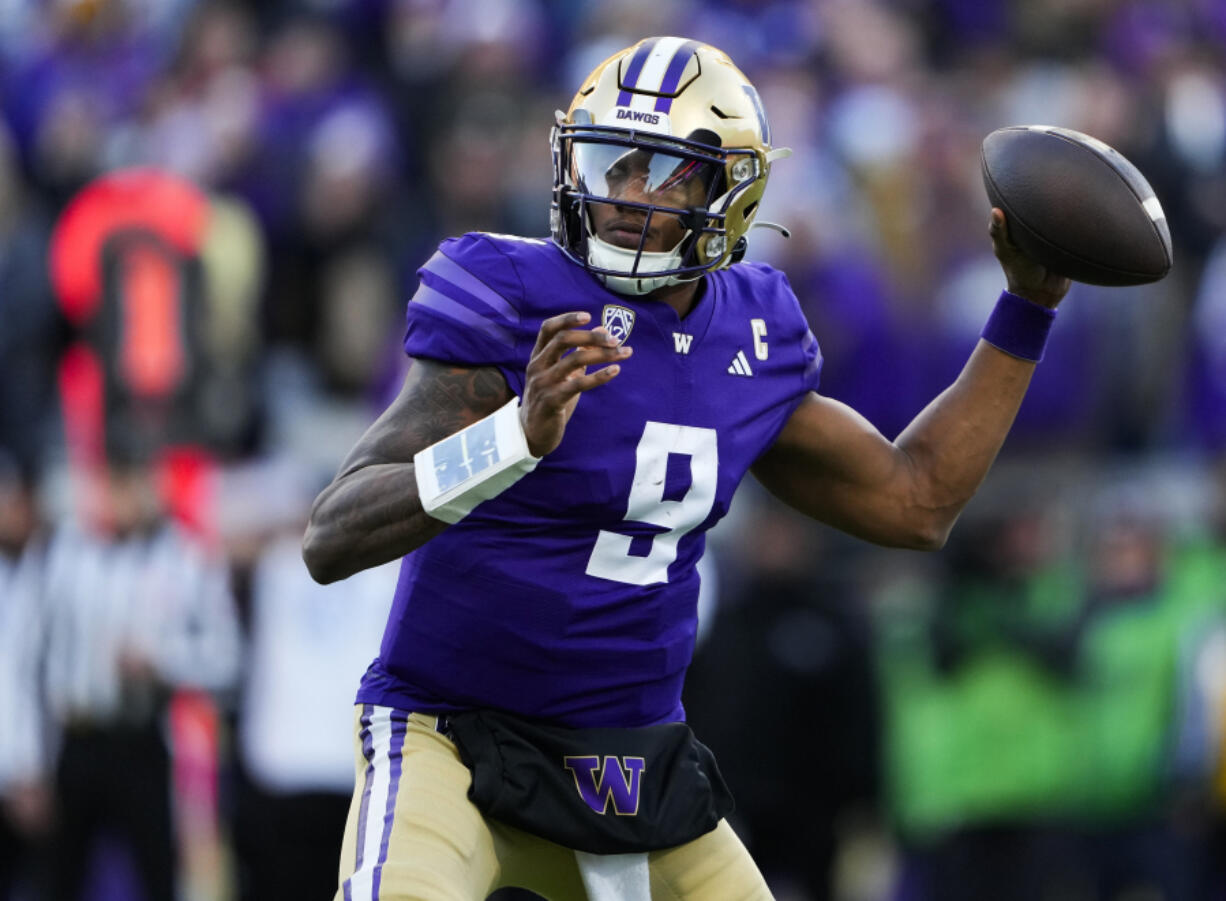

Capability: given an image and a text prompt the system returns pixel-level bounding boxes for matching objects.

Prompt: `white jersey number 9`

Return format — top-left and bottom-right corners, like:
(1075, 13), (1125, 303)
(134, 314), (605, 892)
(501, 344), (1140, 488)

(585, 422), (719, 586)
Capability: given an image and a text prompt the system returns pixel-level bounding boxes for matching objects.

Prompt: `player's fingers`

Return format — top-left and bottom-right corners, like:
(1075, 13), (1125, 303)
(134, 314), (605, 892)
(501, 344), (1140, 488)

(533, 324), (620, 371)
(989, 209), (1026, 268)
(532, 345), (630, 402)
(548, 363), (623, 399)
(530, 311), (592, 359)
(553, 343), (633, 379)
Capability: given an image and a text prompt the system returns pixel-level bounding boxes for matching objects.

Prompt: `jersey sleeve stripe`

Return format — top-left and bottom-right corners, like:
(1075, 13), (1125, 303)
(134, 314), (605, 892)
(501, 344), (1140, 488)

(410, 284), (518, 349)
(801, 330), (823, 386)
(422, 250), (521, 324)
(418, 271), (520, 329)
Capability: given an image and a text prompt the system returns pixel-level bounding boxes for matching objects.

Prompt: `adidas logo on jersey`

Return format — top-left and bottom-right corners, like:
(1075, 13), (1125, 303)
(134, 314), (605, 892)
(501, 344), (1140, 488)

(727, 350), (754, 376)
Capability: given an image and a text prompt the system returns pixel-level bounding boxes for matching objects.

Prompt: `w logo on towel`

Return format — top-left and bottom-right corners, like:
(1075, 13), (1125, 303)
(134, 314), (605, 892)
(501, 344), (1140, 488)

(563, 755), (646, 816)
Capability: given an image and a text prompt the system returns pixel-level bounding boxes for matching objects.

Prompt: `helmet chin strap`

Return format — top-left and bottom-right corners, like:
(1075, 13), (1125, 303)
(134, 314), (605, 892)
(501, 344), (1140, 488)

(587, 234), (689, 295)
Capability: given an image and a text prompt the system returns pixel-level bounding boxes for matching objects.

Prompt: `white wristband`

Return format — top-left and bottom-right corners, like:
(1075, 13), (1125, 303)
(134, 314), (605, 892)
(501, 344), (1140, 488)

(414, 397), (541, 524)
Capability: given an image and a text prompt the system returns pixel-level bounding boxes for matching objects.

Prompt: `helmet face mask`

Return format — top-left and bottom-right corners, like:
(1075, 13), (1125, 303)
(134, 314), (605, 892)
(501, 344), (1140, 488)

(551, 37), (780, 296)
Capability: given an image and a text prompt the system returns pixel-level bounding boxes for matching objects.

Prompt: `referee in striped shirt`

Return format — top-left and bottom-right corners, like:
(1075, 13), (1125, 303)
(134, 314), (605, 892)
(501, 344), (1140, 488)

(14, 452), (242, 901)
(0, 454), (49, 901)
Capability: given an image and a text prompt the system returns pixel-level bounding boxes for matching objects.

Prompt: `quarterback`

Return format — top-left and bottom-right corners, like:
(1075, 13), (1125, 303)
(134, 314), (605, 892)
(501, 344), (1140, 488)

(303, 37), (1069, 901)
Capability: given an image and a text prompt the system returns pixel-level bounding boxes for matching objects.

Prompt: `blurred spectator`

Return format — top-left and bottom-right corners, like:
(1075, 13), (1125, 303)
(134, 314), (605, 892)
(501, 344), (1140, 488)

(874, 487), (1087, 901)
(194, 191), (267, 456)
(1184, 236), (1226, 453)
(1164, 459), (1226, 897)
(687, 502), (879, 901)
(0, 125), (61, 466)
(112, 2), (262, 190)
(0, 453), (50, 901)
(1067, 495), (1198, 901)
(247, 13), (412, 391)
(877, 466), (1226, 901)
(385, 0), (553, 93)
(0, 0), (170, 206)
(22, 452), (241, 901)
(216, 461), (397, 901)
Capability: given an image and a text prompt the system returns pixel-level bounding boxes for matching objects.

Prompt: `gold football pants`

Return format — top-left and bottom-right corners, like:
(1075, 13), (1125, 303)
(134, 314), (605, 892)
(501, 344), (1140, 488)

(334, 706), (774, 901)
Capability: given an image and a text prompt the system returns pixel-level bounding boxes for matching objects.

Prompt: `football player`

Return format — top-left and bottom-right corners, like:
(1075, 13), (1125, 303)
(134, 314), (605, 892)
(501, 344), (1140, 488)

(303, 36), (1069, 901)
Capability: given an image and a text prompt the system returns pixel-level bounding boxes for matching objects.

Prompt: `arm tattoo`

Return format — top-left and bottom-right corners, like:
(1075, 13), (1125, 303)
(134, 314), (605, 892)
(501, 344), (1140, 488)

(344, 362), (511, 474)
(408, 365), (511, 451)
(303, 361), (512, 581)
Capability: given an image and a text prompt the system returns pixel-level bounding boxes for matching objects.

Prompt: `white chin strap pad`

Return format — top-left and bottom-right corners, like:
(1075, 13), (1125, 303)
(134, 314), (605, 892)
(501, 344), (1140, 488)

(587, 234), (684, 295)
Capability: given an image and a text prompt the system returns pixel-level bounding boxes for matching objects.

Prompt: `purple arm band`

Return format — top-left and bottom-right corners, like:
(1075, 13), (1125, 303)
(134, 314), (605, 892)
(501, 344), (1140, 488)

(980, 290), (1057, 362)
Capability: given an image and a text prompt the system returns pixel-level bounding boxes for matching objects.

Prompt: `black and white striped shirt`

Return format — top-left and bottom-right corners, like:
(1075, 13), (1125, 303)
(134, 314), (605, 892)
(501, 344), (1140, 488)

(29, 520), (242, 738)
(0, 541), (47, 790)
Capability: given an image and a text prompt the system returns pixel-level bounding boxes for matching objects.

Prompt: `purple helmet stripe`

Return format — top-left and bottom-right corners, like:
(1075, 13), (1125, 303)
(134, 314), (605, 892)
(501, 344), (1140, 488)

(353, 705), (376, 873)
(653, 41), (700, 113)
(617, 38), (659, 106)
(371, 710), (410, 900)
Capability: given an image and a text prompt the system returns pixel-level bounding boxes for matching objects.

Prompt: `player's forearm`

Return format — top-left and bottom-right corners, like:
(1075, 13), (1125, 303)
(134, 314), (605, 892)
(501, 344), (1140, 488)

(303, 360), (514, 583)
(894, 339), (1037, 544)
(302, 463), (447, 583)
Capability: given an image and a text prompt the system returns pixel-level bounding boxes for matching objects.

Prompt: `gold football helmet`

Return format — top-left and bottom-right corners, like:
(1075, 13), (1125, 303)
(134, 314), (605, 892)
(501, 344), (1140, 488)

(551, 37), (790, 295)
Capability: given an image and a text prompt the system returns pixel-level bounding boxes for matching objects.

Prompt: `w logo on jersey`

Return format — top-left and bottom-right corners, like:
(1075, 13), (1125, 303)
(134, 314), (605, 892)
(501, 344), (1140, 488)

(601, 305), (635, 346)
(563, 755), (646, 815)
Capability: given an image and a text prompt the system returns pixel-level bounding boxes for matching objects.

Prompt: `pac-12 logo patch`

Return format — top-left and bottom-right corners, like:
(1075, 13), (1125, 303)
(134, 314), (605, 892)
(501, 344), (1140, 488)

(601, 304), (635, 346)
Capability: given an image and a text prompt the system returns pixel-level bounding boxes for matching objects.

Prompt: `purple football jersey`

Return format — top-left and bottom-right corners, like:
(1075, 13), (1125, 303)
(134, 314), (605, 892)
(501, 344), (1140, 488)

(355, 234), (822, 727)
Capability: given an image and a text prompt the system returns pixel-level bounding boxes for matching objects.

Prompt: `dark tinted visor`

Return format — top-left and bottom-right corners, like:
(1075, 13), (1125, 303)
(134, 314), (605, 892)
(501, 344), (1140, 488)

(570, 141), (721, 210)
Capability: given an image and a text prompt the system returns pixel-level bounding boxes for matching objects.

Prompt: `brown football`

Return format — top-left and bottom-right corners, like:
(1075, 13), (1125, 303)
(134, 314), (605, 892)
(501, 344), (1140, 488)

(981, 125), (1172, 286)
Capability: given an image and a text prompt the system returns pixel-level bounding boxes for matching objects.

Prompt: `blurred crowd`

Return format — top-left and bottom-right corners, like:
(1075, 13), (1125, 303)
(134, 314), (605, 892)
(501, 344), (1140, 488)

(1, 0), (1226, 899)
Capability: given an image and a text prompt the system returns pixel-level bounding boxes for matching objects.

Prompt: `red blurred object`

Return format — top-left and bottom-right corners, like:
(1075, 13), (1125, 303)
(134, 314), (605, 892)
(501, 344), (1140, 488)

(50, 168), (216, 534)
(118, 241), (186, 397)
(168, 689), (226, 899)
(156, 447), (217, 544)
(56, 342), (106, 472)
(50, 167), (208, 324)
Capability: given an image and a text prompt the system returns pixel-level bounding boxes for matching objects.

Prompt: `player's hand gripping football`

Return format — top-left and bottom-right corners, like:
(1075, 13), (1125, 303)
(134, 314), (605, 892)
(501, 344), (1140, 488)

(989, 208), (1071, 310)
(520, 311), (632, 457)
